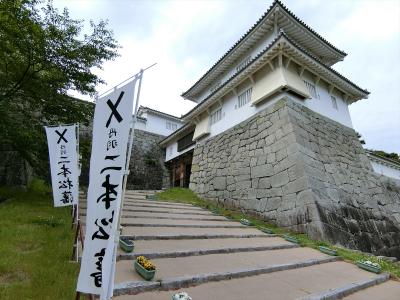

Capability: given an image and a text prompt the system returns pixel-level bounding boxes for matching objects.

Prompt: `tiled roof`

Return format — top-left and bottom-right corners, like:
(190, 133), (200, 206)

(138, 106), (182, 121)
(182, 0), (346, 99)
(182, 31), (368, 120)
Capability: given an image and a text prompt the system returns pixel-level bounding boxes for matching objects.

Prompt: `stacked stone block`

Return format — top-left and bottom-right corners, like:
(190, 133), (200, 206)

(126, 129), (168, 190)
(190, 98), (400, 257)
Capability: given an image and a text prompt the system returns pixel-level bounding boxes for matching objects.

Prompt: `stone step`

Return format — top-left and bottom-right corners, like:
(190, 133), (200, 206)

(122, 202), (205, 210)
(299, 274), (390, 300)
(113, 262), (387, 299)
(114, 249), (340, 296)
(121, 226), (265, 238)
(118, 214), (229, 221)
(79, 208), (215, 216)
(120, 223), (249, 228)
(80, 212), (228, 221)
(125, 190), (159, 194)
(119, 217), (238, 226)
(122, 199), (194, 207)
(122, 233), (273, 241)
(122, 203), (205, 211)
(124, 195), (148, 200)
(342, 280), (400, 300)
(117, 237), (297, 260)
(121, 208), (214, 215)
(80, 210), (227, 220)
(80, 215), (237, 227)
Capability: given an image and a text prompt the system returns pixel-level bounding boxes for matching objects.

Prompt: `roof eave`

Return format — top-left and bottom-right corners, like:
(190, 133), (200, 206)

(182, 34), (368, 121)
(159, 123), (195, 147)
(181, 0), (348, 100)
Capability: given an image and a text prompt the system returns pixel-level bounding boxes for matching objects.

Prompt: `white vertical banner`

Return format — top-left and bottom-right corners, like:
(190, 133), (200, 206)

(77, 78), (137, 295)
(45, 124), (79, 207)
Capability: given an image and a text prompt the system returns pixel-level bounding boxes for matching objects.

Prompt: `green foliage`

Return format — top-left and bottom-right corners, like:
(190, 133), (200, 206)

(27, 177), (51, 194)
(369, 150), (400, 163)
(0, 186), (78, 299)
(157, 188), (400, 279)
(0, 0), (118, 177)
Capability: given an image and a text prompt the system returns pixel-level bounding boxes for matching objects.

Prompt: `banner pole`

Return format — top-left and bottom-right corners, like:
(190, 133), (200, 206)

(118, 70), (143, 233)
(75, 123), (81, 262)
(99, 72), (143, 300)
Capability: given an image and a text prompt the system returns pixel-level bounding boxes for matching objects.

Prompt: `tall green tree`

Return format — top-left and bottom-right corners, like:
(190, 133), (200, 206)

(0, 0), (119, 175)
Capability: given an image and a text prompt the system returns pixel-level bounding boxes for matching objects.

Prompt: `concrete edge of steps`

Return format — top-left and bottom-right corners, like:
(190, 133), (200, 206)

(119, 223), (250, 228)
(112, 209), (214, 216)
(80, 214), (232, 222)
(122, 203), (205, 211)
(82, 223), (249, 228)
(119, 216), (234, 221)
(117, 243), (299, 260)
(121, 233), (275, 240)
(123, 199), (195, 207)
(298, 273), (390, 300)
(113, 256), (341, 296)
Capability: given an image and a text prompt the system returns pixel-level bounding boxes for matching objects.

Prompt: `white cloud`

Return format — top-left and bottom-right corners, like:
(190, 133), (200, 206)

(334, 0), (400, 42)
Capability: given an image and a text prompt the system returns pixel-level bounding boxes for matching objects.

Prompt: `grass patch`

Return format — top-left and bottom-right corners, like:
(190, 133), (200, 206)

(0, 183), (78, 300)
(157, 187), (400, 279)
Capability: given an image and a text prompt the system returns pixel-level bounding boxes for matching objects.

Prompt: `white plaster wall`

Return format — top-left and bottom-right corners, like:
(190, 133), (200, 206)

(165, 142), (195, 162)
(370, 161), (400, 180)
(134, 119), (147, 131)
(195, 30), (276, 103)
(207, 87), (303, 139)
(140, 113), (183, 137)
(205, 70), (353, 139)
(301, 71), (353, 128)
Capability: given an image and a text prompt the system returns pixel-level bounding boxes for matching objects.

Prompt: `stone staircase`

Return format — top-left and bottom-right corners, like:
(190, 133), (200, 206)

(81, 190), (400, 299)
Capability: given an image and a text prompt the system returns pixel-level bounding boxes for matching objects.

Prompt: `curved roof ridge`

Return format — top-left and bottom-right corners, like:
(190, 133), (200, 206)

(182, 0), (347, 99)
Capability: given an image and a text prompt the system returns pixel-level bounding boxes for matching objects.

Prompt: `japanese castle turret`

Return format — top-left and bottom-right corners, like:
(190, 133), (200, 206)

(161, 0), (400, 258)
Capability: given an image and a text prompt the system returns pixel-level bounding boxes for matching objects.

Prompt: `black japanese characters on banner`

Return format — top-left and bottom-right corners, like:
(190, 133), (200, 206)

(77, 79), (137, 296)
(45, 125), (79, 207)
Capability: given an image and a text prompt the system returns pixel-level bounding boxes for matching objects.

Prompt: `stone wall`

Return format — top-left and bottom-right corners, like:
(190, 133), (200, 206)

(0, 151), (33, 186)
(190, 98), (400, 258)
(126, 129), (168, 190)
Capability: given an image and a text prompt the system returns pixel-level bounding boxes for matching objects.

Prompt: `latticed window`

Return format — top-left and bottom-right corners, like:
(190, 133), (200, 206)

(331, 95), (338, 110)
(210, 108), (222, 125)
(237, 87), (252, 108)
(303, 80), (318, 98)
(236, 56), (252, 73)
(177, 131), (195, 152)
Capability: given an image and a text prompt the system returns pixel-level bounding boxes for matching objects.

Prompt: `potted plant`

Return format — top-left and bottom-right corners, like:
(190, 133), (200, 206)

(240, 218), (253, 226)
(283, 234), (299, 244)
(172, 292), (192, 300)
(134, 256), (156, 280)
(357, 260), (381, 274)
(146, 194), (157, 200)
(211, 208), (219, 215)
(119, 237), (134, 253)
(258, 226), (274, 234)
(318, 246), (337, 256)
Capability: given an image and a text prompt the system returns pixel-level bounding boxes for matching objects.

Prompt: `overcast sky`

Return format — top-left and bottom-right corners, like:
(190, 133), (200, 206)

(53, 0), (400, 154)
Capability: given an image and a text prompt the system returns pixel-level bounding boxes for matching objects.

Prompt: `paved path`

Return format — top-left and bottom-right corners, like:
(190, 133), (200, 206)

(81, 190), (400, 299)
